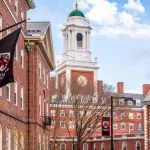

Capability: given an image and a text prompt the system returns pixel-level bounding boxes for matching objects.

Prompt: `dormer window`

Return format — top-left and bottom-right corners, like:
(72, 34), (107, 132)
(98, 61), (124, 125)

(136, 100), (141, 106)
(77, 33), (82, 47)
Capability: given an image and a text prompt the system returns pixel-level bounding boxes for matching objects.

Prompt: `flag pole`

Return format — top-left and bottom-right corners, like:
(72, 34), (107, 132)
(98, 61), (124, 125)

(0, 19), (27, 33)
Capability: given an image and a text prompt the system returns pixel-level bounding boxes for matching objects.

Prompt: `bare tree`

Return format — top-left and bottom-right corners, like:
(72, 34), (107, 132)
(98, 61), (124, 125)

(50, 77), (128, 150)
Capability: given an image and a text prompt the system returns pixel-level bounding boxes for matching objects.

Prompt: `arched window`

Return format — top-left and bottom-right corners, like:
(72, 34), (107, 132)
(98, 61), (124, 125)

(83, 143), (88, 150)
(101, 143), (104, 150)
(60, 143), (66, 150)
(14, 128), (18, 150)
(77, 33), (83, 47)
(136, 141), (141, 150)
(0, 123), (2, 150)
(122, 142), (127, 150)
(6, 125), (11, 150)
(14, 0), (18, 15)
(0, 15), (2, 39)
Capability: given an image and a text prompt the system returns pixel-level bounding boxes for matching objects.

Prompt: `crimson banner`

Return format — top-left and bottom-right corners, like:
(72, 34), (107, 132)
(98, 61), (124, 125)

(102, 117), (110, 136)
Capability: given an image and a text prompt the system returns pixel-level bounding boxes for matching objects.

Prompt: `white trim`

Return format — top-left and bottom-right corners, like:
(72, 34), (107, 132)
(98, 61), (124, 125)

(14, 80), (18, 106)
(6, 84), (10, 101)
(20, 86), (24, 109)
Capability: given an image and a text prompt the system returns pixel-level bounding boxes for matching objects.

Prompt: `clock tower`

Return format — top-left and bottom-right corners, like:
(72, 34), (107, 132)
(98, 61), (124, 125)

(55, 3), (99, 95)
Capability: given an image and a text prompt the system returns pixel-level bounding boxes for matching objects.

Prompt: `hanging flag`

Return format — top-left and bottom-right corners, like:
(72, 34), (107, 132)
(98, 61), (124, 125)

(102, 117), (110, 136)
(0, 27), (21, 87)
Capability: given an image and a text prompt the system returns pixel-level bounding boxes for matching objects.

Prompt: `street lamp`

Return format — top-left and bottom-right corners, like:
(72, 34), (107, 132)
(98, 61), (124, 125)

(110, 96), (132, 150)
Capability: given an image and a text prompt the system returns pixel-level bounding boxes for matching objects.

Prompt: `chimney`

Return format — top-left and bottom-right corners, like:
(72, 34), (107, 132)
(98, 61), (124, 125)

(117, 82), (124, 94)
(98, 80), (103, 92)
(143, 84), (150, 95)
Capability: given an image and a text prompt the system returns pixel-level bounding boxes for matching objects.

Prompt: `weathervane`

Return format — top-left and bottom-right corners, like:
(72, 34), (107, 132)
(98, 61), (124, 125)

(75, 1), (78, 10)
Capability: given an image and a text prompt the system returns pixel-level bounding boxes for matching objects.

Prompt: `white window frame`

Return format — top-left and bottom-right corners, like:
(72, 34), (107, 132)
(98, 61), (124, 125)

(122, 142), (127, 150)
(119, 99), (124, 105)
(121, 113), (126, 119)
(113, 123), (117, 130)
(0, 88), (2, 96)
(46, 74), (48, 88)
(129, 113), (134, 119)
(60, 143), (66, 150)
(14, 80), (17, 106)
(137, 113), (141, 119)
(21, 49), (24, 68)
(51, 110), (56, 116)
(6, 125), (11, 150)
(128, 101), (132, 106)
(69, 121), (75, 129)
(20, 86), (23, 109)
(14, 0), (18, 15)
(136, 141), (141, 150)
(46, 103), (48, 116)
(0, 15), (2, 39)
(39, 95), (41, 115)
(51, 121), (55, 128)
(43, 68), (45, 83)
(121, 123), (126, 130)
(6, 84), (10, 101)
(83, 143), (88, 150)
(136, 100), (141, 106)
(69, 110), (74, 117)
(101, 143), (104, 150)
(39, 61), (41, 78)
(14, 43), (18, 60)
(129, 123), (134, 130)
(21, 9), (24, 21)
(60, 121), (65, 128)
(60, 110), (65, 117)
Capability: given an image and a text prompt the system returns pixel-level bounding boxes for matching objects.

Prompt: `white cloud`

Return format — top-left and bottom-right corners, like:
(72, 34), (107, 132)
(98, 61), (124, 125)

(78, 0), (90, 10)
(65, 8), (71, 13)
(86, 0), (118, 25)
(124, 0), (145, 13)
(56, 23), (63, 29)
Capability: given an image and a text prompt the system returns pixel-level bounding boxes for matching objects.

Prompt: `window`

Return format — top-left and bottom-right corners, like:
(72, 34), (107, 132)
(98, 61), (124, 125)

(136, 100), (141, 106)
(0, 15), (2, 39)
(0, 124), (2, 150)
(46, 74), (48, 88)
(80, 111), (84, 117)
(6, 84), (10, 101)
(14, 128), (18, 150)
(129, 113), (134, 119)
(39, 95), (41, 115)
(21, 9), (24, 21)
(69, 110), (74, 117)
(0, 88), (2, 96)
(101, 143), (104, 150)
(137, 113), (141, 119)
(77, 33), (83, 47)
(6, 24), (10, 35)
(20, 133), (24, 149)
(39, 134), (41, 150)
(121, 113), (126, 119)
(60, 143), (66, 150)
(14, 0), (18, 15)
(60, 121), (65, 128)
(39, 61), (41, 78)
(121, 123), (126, 130)
(83, 143), (88, 150)
(51, 110), (56, 116)
(21, 49), (24, 67)
(113, 112), (117, 118)
(119, 99), (124, 105)
(14, 43), (18, 60)
(46, 103), (48, 116)
(20, 86), (23, 109)
(69, 121), (75, 129)
(6, 125), (11, 150)
(137, 123), (142, 133)
(136, 141), (141, 150)
(128, 101), (132, 106)
(122, 142), (127, 150)
(43, 69), (45, 83)
(94, 143), (96, 150)
(60, 110), (65, 117)
(113, 123), (117, 130)
(51, 121), (55, 128)
(129, 123), (134, 130)
(14, 81), (17, 105)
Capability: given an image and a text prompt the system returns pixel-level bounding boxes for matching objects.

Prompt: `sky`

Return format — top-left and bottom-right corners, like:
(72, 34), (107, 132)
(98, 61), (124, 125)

(28, 0), (150, 94)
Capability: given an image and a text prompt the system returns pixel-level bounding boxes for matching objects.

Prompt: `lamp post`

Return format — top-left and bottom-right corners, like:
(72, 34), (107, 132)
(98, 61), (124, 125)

(110, 96), (131, 150)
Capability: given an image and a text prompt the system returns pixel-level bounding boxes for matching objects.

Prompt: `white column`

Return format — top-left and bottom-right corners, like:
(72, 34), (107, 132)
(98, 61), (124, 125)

(72, 30), (74, 50)
(63, 33), (66, 52)
(68, 31), (70, 50)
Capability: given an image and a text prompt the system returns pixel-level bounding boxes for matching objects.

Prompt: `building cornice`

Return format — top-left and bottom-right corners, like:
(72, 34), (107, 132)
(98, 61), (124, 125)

(23, 0), (35, 10)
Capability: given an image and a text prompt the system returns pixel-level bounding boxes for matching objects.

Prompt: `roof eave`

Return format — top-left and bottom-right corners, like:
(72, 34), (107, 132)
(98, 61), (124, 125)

(24, 0), (36, 10)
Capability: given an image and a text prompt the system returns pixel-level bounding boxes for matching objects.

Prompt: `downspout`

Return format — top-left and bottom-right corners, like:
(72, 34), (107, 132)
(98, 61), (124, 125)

(26, 43), (32, 150)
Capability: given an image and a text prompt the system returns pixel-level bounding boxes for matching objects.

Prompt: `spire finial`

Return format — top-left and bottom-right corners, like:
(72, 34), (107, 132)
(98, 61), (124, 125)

(75, 1), (78, 10)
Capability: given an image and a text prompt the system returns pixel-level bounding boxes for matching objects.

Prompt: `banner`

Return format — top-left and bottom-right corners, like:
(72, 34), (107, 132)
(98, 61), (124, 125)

(0, 27), (21, 87)
(102, 117), (110, 136)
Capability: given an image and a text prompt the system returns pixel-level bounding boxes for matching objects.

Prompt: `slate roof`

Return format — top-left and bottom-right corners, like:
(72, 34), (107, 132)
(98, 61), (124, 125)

(25, 22), (50, 37)
(121, 93), (145, 108)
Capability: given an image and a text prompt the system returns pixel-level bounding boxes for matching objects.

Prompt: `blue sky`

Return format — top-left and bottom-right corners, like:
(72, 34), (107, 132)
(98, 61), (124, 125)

(28, 0), (150, 93)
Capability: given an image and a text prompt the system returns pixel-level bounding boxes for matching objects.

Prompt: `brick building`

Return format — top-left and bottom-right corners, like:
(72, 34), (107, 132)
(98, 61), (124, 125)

(0, 0), (55, 150)
(49, 3), (150, 150)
